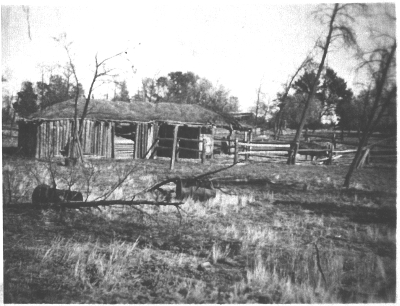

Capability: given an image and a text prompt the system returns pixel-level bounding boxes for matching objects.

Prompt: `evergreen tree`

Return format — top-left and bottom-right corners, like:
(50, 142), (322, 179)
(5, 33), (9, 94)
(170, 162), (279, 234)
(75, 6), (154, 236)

(13, 81), (38, 117)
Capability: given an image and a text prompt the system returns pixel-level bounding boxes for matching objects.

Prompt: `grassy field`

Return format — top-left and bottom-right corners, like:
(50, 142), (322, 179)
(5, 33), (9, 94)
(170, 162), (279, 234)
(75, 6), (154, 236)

(3, 153), (396, 303)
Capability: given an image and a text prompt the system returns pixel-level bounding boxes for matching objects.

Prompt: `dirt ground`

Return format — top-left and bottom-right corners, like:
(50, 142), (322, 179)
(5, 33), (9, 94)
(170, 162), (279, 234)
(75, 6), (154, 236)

(3, 154), (397, 303)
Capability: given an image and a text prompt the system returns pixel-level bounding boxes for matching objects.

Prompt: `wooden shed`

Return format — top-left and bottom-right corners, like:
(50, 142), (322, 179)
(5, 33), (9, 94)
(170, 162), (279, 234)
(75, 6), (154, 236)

(17, 99), (242, 160)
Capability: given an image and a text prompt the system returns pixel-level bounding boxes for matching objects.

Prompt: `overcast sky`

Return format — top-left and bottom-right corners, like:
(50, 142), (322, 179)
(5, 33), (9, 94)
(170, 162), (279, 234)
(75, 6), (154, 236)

(1, 2), (395, 111)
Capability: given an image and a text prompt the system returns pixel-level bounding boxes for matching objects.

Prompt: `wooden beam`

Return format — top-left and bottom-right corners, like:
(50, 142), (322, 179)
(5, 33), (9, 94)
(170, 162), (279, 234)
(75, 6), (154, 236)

(170, 125), (179, 170)
(134, 124), (139, 159)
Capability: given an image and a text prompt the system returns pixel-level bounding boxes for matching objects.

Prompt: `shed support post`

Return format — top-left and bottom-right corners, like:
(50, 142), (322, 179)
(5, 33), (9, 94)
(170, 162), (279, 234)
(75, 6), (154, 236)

(170, 125), (179, 170)
(234, 138), (239, 164)
(201, 138), (206, 164)
(176, 139), (180, 162)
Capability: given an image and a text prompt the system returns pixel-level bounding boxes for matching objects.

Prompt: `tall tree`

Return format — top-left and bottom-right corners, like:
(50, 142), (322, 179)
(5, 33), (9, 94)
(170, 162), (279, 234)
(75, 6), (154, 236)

(288, 3), (360, 164)
(274, 54), (314, 139)
(319, 68), (353, 121)
(13, 81), (38, 118)
(343, 3), (396, 187)
(113, 80), (130, 102)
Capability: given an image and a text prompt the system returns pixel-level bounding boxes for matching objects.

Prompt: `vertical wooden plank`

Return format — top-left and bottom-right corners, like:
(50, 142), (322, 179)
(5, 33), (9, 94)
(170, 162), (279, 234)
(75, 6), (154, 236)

(88, 120), (93, 154)
(59, 120), (64, 150)
(175, 139), (180, 162)
(82, 119), (86, 153)
(111, 122), (115, 158)
(35, 123), (41, 158)
(198, 126), (201, 159)
(99, 121), (104, 156)
(41, 123), (45, 159)
(92, 121), (96, 155)
(55, 121), (60, 156)
(170, 125), (179, 170)
(65, 119), (70, 154)
(211, 126), (215, 159)
(153, 123), (159, 159)
(134, 124), (139, 159)
(104, 122), (108, 158)
(42, 122), (46, 158)
(93, 121), (97, 155)
(50, 121), (55, 156)
(86, 120), (90, 154)
(106, 122), (111, 158)
(142, 124), (146, 158)
(45, 121), (49, 158)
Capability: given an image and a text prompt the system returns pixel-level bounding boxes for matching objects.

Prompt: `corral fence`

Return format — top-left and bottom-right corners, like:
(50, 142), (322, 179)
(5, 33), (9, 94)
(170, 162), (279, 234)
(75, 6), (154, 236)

(230, 129), (396, 166)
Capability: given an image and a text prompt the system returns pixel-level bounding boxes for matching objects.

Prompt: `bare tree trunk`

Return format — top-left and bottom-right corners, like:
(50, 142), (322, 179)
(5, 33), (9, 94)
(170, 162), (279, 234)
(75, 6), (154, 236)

(344, 42), (396, 187)
(274, 55), (312, 140)
(288, 4), (339, 164)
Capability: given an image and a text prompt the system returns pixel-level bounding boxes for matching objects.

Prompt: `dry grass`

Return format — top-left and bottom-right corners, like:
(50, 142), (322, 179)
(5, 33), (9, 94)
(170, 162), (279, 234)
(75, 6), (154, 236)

(3, 155), (396, 303)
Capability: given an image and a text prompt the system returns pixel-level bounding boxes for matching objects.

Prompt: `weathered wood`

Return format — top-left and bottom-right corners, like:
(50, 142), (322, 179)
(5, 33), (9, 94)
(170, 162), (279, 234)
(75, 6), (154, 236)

(35, 123), (40, 158)
(60, 120), (65, 150)
(198, 126), (201, 159)
(111, 122), (115, 158)
(65, 120), (70, 155)
(42, 122), (47, 158)
(100, 121), (104, 156)
(176, 139), (180, 162)
(211, 126), (215, 159)
(134, 124), (139, 159)
(94, 122), (98, 155)
(356, 148), (370, 169)
(201, 138), (206, 164)
(234, 138), (239, 164)
(170, 125), (179, 170)
(90, 120), (94, 154)
(177, 137), (203, 142)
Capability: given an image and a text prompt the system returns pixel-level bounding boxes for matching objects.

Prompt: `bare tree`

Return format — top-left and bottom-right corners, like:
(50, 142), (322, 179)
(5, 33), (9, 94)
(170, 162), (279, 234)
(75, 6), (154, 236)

(288, 3), (362, 164)
(54, 33), (125, 163)
(344, 40), (396, 186)
(274, 54), (314, 139)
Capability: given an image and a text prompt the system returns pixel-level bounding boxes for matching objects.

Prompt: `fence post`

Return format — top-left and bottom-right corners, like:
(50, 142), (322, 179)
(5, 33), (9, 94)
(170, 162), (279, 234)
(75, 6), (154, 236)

(305, 128), (309, 142)
(234, 138), (239, 164)
(170, 125), (179, 170)
(332, 133), (336, 149)
(327, 144), (333, 165)
(245, 131), (249, 161)
(211, 126), (215, 159)
(201, 138), (206, 164)
(176, 138), (180, 162)
(249, 130), (252, 160)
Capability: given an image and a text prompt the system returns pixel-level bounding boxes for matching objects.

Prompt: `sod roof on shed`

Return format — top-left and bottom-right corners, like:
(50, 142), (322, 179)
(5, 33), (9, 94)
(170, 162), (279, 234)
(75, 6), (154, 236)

(27, 99), (239, 127)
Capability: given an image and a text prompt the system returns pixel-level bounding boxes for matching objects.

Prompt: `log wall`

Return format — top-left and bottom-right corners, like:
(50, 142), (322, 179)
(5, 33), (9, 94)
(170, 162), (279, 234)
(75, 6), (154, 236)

(33, 119), (113, 159)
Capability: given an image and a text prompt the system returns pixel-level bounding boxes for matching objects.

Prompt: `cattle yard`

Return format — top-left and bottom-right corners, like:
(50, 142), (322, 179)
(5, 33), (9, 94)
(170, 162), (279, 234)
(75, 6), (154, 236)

(2, 125), (397, 303)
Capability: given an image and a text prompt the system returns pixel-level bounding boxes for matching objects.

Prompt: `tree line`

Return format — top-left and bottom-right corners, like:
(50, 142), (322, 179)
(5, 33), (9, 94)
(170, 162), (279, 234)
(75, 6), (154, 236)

(3, 70), (239, 122)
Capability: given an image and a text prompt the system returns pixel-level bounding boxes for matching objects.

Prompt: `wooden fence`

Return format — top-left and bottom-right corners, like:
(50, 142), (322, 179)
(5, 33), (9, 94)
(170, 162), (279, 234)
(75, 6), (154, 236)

(145, 136), (208, 170)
